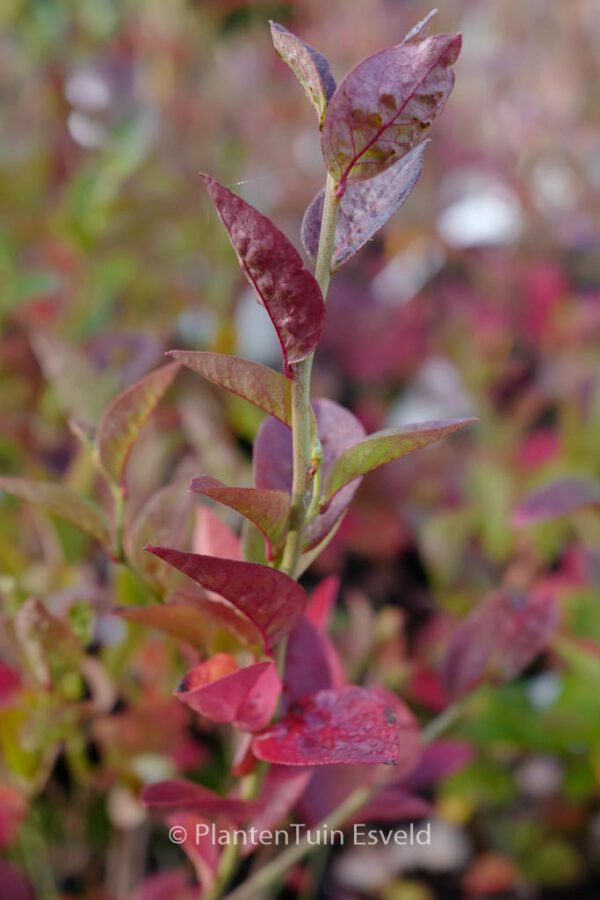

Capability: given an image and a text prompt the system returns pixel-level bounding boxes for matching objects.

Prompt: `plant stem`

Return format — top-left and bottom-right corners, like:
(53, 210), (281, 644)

(279, 173), (340, 579)
(223, 696), (472, 900)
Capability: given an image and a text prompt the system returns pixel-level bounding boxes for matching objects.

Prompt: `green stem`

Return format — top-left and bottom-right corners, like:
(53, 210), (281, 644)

(223, 696), (472, 900)
(279, 173), (340, 579)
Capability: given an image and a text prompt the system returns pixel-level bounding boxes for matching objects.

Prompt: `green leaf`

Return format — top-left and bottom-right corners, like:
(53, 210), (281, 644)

(169, 350), (292, 426)
(190, 475), (290, 560)
(0, 477), (113, 549)
(96, 363), (180, 486)
(322, 418), (475, 508)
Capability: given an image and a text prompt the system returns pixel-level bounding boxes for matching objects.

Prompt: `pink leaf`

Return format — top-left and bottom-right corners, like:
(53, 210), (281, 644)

(193, 506), (241, 560)
(321, 33), (461, 191)
(252, 686), (418, 766)
(270, 22), (336, 125)
(146, 547), (305, 653)
(306, 576), (340, 630)
(513, 476), (600, 527)
(169, 350), (292, 426)
(190, 475), (289, 560)
(302, 143), (427, 271)
(176, 654), (281, 732)
(201, 175), (325, 373)
(97, 362), (180, 486)
(253, 398), (366, 551)
(142, 779), (251, 823)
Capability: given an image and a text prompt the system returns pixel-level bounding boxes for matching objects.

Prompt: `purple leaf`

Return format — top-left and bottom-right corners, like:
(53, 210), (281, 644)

(145, 547), (305, 653)
(270, 21), (336, 125)
(253, 398), (366, 550)
(284, 615), (343, 705)
(355, 786), (431, 823)
(176, 654), (281, 732)
(252, 686), (419, 766)
(513, 476), (600, 527)
(201, 175), (325, 373)
(190, 475), (289, 560)
(321, 33), (461, 191)
(0, 477), (112, 550)
(168, 350), (292, 426)
(142, 779), (251, 823)
(322, 417), (475, 509)
(440, 590), (559, 698)
(96, 363), (180, 486)
(302, 143), (427, 271)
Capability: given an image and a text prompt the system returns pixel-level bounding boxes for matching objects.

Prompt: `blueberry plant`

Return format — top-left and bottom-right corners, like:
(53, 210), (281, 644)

(0, 12), (568, 900)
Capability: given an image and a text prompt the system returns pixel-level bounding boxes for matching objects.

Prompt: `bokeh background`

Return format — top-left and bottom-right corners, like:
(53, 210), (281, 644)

(1, 0), (600, 898)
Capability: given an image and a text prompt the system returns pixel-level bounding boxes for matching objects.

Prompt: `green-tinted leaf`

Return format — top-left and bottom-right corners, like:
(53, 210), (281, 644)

(116, 604), (209, 649)
(96, 362), (180, 485)
(190, 475), (290, 560)
(322, 418), (475, 508)
(127, 482), (194, 590)
(270, 21), (336, 125)
(0, 477), (112, 549)
(169, 350), (292, 426)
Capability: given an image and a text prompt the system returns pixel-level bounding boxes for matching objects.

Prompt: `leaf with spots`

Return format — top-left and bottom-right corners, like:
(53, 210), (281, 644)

(252, 686), (419, 766)
(321, 32), (461, 192)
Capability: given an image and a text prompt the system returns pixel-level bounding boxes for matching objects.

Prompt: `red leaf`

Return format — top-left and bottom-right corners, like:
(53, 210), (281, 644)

(97, 362), (180, 486)
(201, 175), (325, 373)
(146, 547), (305, 653)
(190, 475), (289, 560)
(513, 476), (600, 527)
(321, 33), (461, 191)
(253, 398), (366, 551)
(169, 350), (292, 425)
(142, 779), (251, 823)
(302, 143), (427, 271)
(252, 686), (419, 766)
(176, 654), (281, 732)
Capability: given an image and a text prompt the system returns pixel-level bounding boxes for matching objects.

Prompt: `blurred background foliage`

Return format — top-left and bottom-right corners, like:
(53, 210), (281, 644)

(1, 0), (599, 898)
